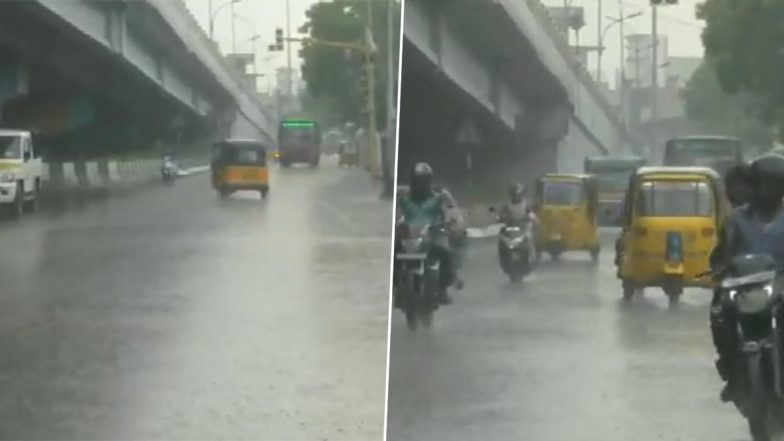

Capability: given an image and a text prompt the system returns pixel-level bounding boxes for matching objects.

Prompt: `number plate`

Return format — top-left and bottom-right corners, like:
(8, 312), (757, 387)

(396, 253), (426, 260)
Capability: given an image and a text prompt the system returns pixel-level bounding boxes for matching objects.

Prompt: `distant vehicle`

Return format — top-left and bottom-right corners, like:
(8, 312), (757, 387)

(584, 156), (645, 225)
(0, 129), (42, 218)
(663, 136), (743, 176)
(211, 139), (270, 200)
(278, 118), (321, 168)
(161, 156), (178, 184)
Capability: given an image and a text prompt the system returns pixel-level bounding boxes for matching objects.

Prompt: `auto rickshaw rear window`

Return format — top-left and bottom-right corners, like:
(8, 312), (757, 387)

(542, 181), (585, 206)
(636, 181), (713, 217)
(215, 145), (266, 165)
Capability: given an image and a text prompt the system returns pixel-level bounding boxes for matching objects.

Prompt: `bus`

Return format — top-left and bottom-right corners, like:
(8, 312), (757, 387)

(663, 136), (743, 177)
(584, 155), (646, 225)
(278, 118), (321, 167)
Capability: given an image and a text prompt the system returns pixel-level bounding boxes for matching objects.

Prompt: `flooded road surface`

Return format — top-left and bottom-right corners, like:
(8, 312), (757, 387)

(0, 157), (391, 440)
(387, 230), (750, 441)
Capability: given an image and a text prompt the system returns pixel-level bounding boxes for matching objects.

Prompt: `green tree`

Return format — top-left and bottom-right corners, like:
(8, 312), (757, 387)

(698, 0), (784, 138)
(299, 0), (400, 130)
(682, 61), (774, 150)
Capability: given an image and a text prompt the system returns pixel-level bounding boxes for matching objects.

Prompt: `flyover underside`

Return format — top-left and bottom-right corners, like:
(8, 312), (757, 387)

(0, 2), (216, 158)
(398, 41), (558, 203)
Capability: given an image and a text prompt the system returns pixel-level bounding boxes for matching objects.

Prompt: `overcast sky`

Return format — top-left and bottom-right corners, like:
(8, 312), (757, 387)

(543, 0), (705, 85)
(184, 0), (704, 91)
(184, 0), (320, 91)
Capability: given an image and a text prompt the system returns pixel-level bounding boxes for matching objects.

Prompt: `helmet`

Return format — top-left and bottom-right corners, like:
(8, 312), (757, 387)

(413, 162), (433, 177)
(508, 183), (524, 203)
(410, 162), (434, 200)
(749, 154), (784, 207)
(723, 163), (752, 207)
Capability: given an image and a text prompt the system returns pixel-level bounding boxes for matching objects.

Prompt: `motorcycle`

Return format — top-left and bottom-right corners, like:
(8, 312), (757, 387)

(162, 157), (178, 184)
(711, 254), (784, 441)
(490, 206), (537, 282)
(394, 217), (444, 331)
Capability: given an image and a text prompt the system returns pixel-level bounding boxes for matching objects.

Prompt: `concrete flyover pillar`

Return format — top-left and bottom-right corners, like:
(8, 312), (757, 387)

(0, 64), (28, 123)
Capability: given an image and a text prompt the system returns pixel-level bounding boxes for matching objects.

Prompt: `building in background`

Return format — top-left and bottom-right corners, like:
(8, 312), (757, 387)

(666, 56), (701, 89)
(625, 33), (668, 89)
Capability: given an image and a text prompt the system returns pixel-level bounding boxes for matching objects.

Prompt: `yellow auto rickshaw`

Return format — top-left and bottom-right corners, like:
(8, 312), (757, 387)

(211, 139), (269, 200)
(533, 173), (601, 262)
(616, 166), (729, 305)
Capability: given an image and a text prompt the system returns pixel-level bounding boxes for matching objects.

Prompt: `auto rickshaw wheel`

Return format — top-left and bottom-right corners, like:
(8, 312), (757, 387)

(622, 279), (636, 301)
(218, 188), (232, 199)
(590, 248), (600, 263)
(666, 288), (683, 307)
(260, 187), (269, 200)
(549, 250), (562, 262)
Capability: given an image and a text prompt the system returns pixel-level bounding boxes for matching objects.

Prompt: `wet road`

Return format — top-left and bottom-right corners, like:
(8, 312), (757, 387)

(387, 230), (751, 441)
(0, 157), (390, 440)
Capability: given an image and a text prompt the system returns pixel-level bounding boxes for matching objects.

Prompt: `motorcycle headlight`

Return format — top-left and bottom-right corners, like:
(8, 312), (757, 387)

(0, 172), (16, 183)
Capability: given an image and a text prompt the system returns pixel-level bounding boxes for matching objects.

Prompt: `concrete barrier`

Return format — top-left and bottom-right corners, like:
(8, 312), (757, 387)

(40, 158), (209, 196)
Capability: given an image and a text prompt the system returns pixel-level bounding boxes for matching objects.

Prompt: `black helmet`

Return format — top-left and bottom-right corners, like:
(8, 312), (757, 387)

(410, 162), (433, 200)
(749, 154), (784, 207)
(724, 162), (752, 207)
(509, 183), (524, 203)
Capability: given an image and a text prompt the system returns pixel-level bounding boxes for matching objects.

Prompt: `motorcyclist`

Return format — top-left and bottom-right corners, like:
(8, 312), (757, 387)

(499, 183), (531, 225)
(396, 162), (461, 305)
(709, 154), (784, 402)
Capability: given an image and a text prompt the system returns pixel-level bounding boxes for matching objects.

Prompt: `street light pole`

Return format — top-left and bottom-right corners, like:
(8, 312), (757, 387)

(208, 0), (213, 40)
(230, 0), (236, 53)
(381, 0), (396, 198)
(208, 0), (240, 43)
(597, 11), (641, 86)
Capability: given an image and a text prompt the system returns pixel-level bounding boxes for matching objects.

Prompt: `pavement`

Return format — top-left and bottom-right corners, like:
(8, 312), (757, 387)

(0, 156), (391, 440)
(387, 228), (752, 441)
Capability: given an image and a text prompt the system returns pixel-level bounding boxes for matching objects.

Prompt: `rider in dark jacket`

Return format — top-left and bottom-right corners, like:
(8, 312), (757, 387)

(710, 156), (784, 402)
(397, 163), (461, 304)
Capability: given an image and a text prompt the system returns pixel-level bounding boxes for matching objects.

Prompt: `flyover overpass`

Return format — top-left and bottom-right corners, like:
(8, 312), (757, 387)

(0, 0), (274, 159)
(398, 0), (628, 197)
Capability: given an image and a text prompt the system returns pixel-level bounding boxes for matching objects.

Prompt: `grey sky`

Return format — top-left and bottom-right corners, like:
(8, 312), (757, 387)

(543, 0), (705, 85)
(184, 0), (320, 91)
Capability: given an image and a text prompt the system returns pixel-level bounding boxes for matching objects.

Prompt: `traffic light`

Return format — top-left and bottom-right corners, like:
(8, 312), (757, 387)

(650, 0), (677, 4)
(274, 28), (284, 51)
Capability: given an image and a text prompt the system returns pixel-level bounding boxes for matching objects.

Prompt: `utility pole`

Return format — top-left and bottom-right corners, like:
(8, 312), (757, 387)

(619, 0), (626, 128)
(651, 4), (659, 122)
(230, 0), (236, 53)
(286, 0), (293, 113)
(596, 0), (603, 82)
(365, 0), (380, 179)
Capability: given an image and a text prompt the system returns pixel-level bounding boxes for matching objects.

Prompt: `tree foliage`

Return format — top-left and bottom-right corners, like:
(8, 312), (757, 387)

(682, 62), (774, 149)
(299, 0), (401, 130)
(698, 0), (784, 138)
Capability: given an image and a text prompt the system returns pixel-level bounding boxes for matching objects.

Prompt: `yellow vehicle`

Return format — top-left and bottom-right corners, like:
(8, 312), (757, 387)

(211, 139), (269, 200)
(533, 173), (601, 262)
(616, 166), (729, 305)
